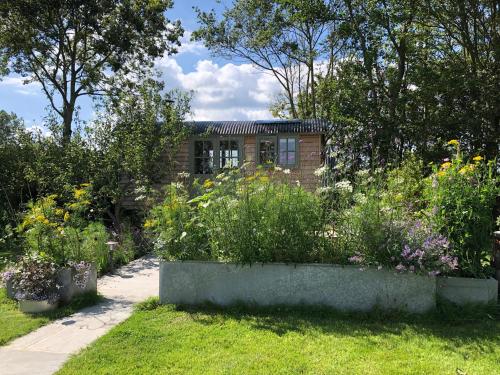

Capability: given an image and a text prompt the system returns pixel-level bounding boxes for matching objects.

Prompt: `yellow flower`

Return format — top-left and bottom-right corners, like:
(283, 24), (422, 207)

(447, 139), (459, 146)
(43, 218), (50, 225)
(74, 188), (86, 199)
(259, 176), (270, 183)
(143, 219), (156, 228)
(440, 162), (452, 170)
(202, 179), (214, 189)
(55, 208), (64, 216)
(64, 212), (70, 222)
(35, 214), (45, 222)
(472, 155), (483, 162)
(437, 171), (446, 177)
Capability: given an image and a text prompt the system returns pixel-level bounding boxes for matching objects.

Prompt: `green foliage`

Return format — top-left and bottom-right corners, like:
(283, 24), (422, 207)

(148, 168), (332, 263)
(423, 144), (498, 278)
(196, 0), (500, 164)
(0, 0), (183, 141)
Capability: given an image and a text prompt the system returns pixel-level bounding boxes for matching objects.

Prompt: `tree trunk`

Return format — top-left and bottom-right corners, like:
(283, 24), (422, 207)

(62, 104), (74, 145)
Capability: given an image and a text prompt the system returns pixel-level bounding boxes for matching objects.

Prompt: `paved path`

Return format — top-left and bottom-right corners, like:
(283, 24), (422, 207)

(0, 256), (159, 375)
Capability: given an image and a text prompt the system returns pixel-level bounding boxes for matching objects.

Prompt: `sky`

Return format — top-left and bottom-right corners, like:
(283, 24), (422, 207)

(0, 0), (282, 130)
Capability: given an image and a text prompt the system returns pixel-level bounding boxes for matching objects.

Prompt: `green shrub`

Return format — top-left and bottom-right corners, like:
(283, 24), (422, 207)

(80, 222), (110, 273)
(147, 168), (332, 263)
(423, 142), (498, 278)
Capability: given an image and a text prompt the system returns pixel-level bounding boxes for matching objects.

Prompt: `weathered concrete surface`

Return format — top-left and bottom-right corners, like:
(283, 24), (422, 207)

(437, 276), (498, 305)
(0, 255), (159, 375)
(160, 261), (436, 313)
(57, 264), (98, 303)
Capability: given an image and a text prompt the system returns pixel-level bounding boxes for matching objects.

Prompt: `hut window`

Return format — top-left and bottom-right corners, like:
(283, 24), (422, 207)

(194, 140), (214, 174)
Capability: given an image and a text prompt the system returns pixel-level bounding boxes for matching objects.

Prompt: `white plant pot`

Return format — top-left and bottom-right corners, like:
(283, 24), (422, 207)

(19, 299), (58, 314)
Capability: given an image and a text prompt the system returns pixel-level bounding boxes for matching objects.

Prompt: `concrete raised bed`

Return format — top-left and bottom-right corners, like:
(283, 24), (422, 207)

(57, 264), (98, 303)
(436, 276), (498, 305)
(19, 299), (58, 314)
(160, 261), (436, 313)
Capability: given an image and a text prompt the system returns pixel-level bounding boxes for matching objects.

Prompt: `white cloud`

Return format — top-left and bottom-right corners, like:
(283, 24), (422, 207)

(0, 76), (41, 96)
(156, 57), (282, 121)
(177, 31), (207, 56)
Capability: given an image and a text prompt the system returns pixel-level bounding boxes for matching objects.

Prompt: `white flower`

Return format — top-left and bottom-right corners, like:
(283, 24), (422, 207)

(180, 231), (187, 240)
(283, 169), (291, 174)
(177, 172), (190, 179)
(355, 169), (370, 178)
(353, 192), (367, 204)
(295, 180), (301, 187)
(314, 165), (328, 177)
(335, 180), (353, 193)
(316, 186), (333, 194)
(274, 166), (283, 172)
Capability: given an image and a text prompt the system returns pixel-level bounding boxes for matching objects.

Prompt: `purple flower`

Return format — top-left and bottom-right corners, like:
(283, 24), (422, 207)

(395, 264), (406, 272)
(349, 253), (364, 264)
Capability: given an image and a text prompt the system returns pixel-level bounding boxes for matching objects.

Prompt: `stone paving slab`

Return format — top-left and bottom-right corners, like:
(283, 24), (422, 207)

(0, 255), (159, 375)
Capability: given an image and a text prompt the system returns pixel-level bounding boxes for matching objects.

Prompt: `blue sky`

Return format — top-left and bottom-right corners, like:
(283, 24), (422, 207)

(0, 0), (281, 130)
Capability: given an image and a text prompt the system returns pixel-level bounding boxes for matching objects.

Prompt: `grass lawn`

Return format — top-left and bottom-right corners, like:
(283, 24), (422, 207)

(0, 288), (102, 345)
(57, 300), (500, 375)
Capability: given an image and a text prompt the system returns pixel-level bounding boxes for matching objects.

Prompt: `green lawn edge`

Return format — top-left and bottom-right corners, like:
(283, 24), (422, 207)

(0, 288), (103, 346)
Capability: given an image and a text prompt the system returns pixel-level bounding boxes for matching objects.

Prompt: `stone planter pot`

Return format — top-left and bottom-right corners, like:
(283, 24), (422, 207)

(57, 263), (98, 303)
(5, 278), (16, 299)
(160, 261), (436, 313)
(436, 276), (498, 305)
(19, 299), (58, 314)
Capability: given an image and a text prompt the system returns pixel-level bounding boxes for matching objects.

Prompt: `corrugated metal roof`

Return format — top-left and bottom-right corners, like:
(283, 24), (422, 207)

(185, 119), (331, 135)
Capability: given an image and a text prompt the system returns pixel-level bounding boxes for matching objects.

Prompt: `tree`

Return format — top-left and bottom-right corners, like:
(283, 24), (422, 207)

(87, 79), (191, 233)
(193, 0), (342, 118)
(0, 0), (183, 144)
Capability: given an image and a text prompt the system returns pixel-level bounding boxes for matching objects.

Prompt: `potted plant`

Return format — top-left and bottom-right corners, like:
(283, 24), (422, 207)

(10, 253), (61, 313)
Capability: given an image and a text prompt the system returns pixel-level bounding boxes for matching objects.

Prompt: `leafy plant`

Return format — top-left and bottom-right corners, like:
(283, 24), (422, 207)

(147, 168), (332, 264)
(423, 142), (498, 278)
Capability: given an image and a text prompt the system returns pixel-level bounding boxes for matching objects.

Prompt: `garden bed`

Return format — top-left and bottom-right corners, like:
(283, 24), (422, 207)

(160, 261), (498, 312)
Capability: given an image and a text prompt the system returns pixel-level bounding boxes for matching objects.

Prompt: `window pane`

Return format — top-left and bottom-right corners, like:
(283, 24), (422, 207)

(287, 151), (296, 165)
(288, 138), (296, 151)
(279, 138), (287, 151)
(195, 140), (214, 174)
(259, 139), (276, 164)
(203, 141), (213, 157)
(220, 139), (240, 168)
(279, 151), (287, 165)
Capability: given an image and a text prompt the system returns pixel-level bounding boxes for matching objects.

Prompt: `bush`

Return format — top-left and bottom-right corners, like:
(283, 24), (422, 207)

(17, 185), (115, 274)
(423, 142), (498, 278)
(147, 168), (332, 263)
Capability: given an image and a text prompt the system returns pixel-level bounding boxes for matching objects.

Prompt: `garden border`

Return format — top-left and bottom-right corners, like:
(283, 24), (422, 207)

(160, 261), (498, 313)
